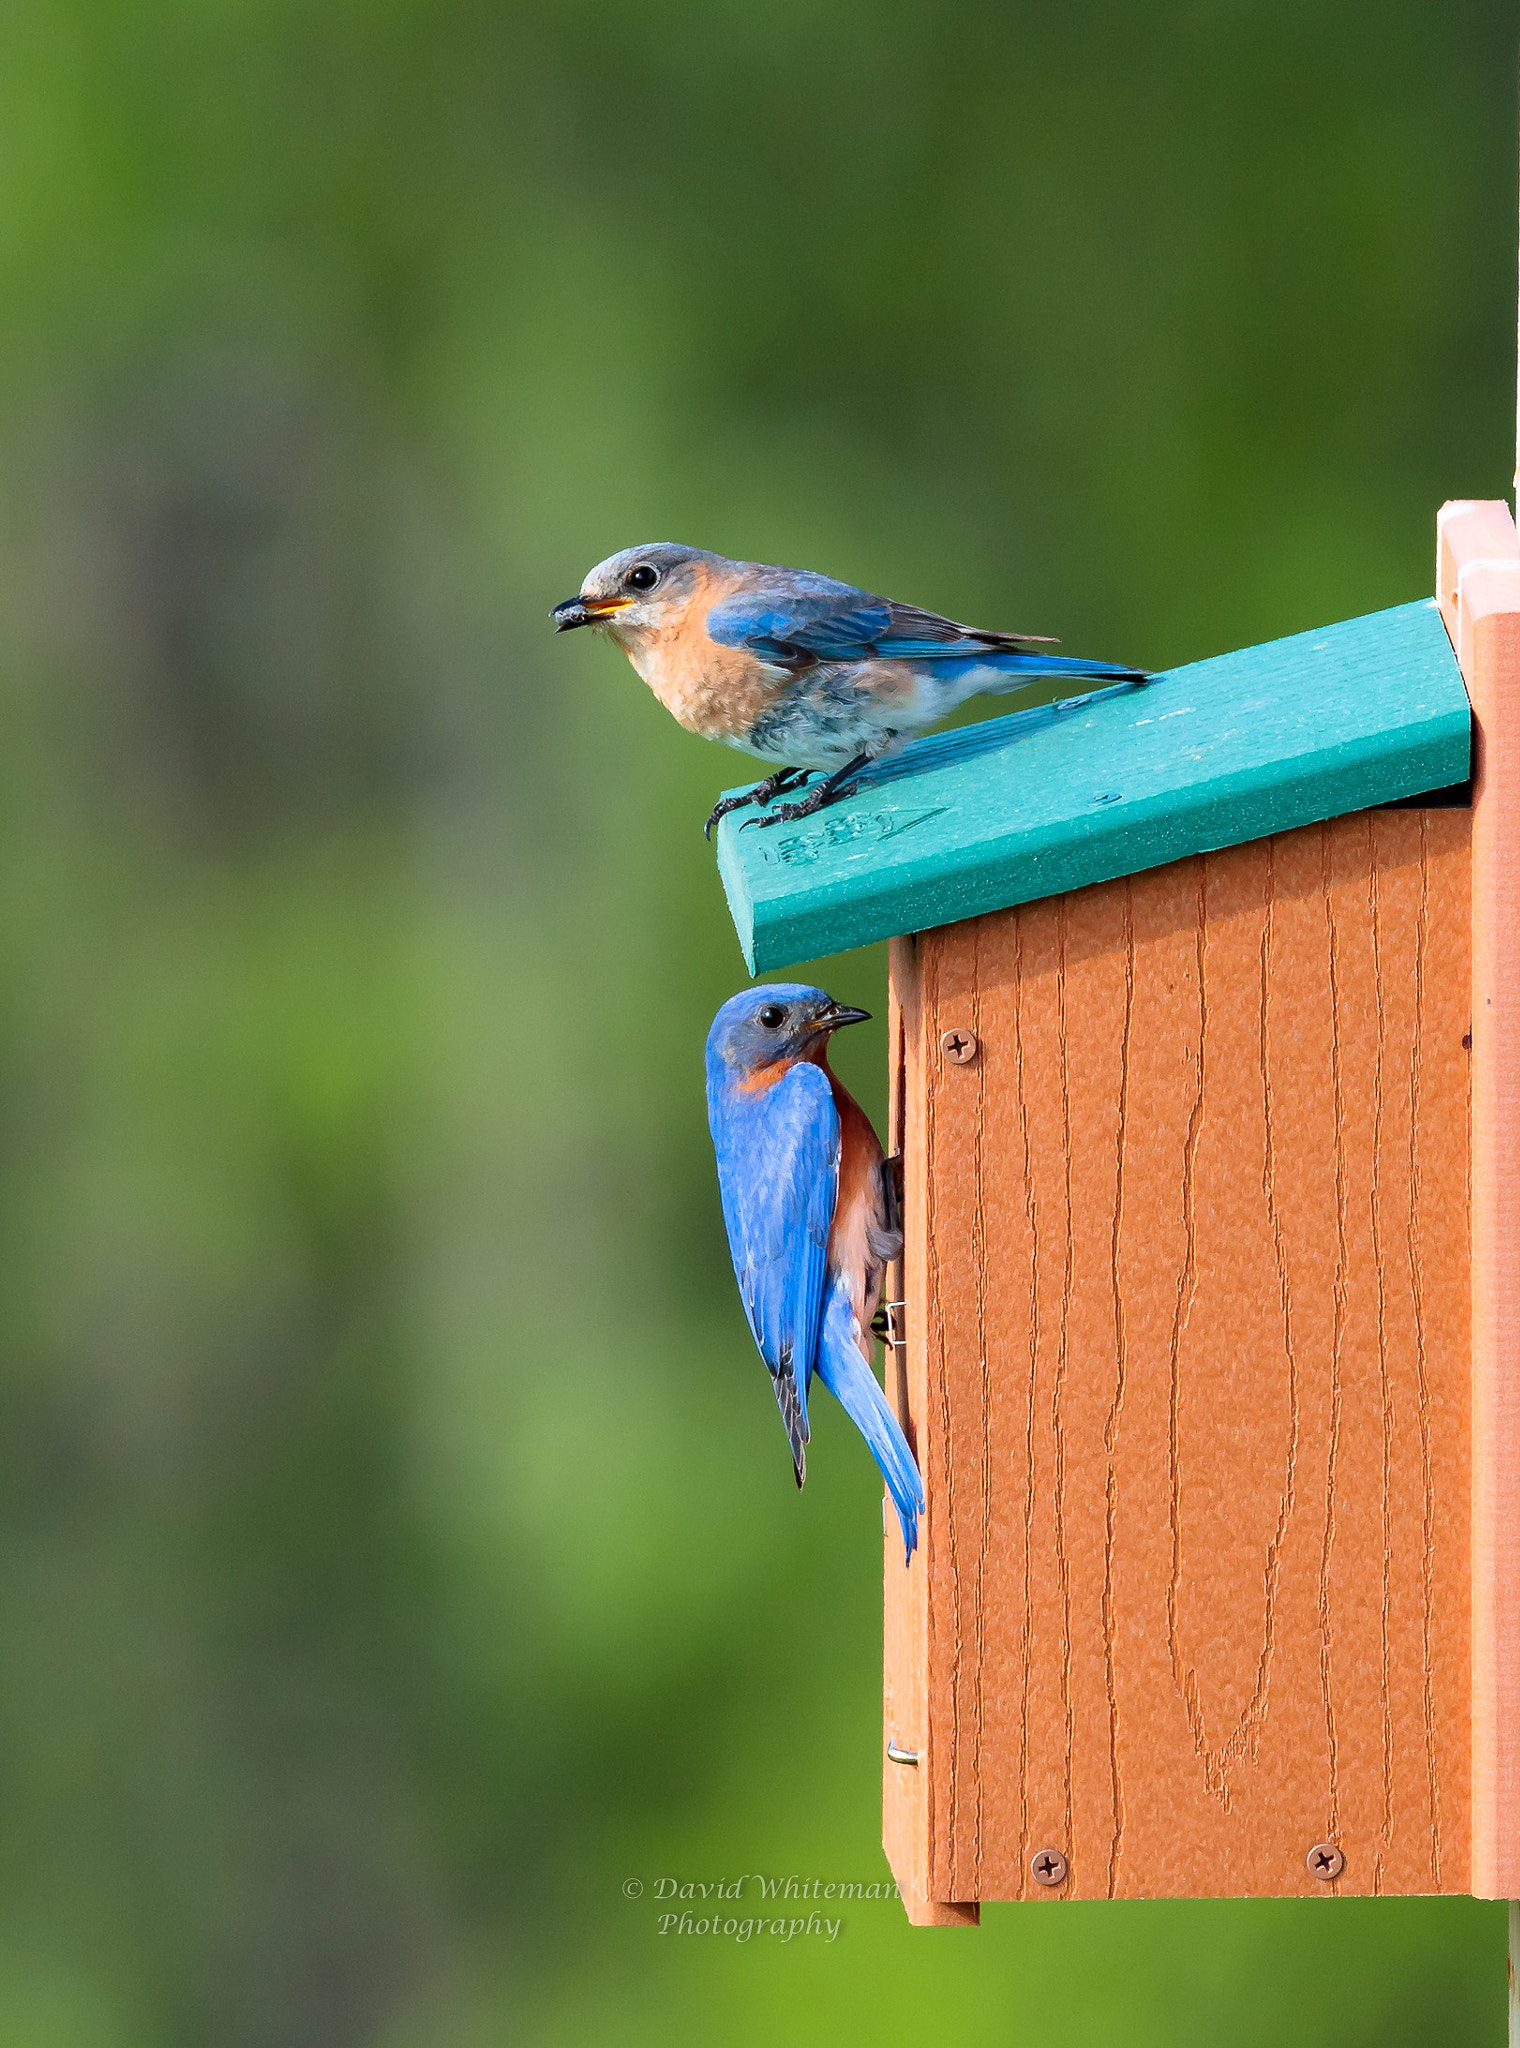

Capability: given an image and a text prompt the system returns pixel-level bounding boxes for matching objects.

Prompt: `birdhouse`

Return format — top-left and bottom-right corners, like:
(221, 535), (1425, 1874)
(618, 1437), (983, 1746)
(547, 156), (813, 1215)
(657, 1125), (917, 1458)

(714, 500), (1520, 1924)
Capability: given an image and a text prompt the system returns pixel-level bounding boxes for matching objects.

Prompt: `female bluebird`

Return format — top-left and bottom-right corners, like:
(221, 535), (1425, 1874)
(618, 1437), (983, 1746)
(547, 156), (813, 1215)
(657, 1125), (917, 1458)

(553, 543), (1147, 836)
(705, 983), (924, 1560)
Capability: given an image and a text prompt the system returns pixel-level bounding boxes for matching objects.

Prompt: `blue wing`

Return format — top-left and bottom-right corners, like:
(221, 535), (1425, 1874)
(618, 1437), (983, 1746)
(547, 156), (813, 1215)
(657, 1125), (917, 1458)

(707, 1060), (839, 1481)
(706, 576), (1056, 668)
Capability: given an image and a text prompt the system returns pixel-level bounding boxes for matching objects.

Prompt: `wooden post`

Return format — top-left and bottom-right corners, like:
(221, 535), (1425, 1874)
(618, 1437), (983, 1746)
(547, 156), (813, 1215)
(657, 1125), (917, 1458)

(1440, 500), (1520, 1901)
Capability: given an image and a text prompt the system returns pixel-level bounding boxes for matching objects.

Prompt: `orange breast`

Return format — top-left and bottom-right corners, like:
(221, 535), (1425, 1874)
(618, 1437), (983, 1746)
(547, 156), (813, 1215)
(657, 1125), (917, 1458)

(828, 1071), (886, 1323)
(626, 562), (789, 745)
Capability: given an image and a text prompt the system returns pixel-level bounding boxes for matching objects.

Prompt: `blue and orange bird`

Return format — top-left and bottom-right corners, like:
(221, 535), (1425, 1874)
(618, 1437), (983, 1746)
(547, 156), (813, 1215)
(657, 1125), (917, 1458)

(705, 983), (924, 1560)
(553, 544), (1147, 836)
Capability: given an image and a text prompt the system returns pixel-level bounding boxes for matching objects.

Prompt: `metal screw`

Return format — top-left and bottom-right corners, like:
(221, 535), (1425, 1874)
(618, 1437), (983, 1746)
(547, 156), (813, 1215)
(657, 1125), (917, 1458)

(1031, 1848), (1069, 1888)
(1307, 1842), (1344, 1881)
(886, 1738), (919, 1767)
(940, 1027), (979, 1065)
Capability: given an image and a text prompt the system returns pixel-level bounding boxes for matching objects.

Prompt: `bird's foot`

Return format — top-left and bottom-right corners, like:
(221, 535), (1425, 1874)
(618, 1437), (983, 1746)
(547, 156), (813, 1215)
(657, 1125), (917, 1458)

(703, 767), (808, 841)
(733, 749), (868, 827)
(744, 753), (874, 829)
(703, 790), (758, 840)
(750, 780), (861, 827)
(872, 1300), (905, 1348)
(708, 765), (815, 835)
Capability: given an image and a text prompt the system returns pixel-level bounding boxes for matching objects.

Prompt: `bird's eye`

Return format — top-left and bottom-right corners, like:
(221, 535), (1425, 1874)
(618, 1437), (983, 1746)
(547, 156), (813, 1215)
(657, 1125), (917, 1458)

(758, 1003), (785, 1029)
(626, 564), (660, 593)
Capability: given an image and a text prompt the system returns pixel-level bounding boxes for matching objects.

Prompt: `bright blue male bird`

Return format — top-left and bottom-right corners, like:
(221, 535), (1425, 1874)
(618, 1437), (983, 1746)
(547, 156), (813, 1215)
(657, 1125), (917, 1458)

(553, 543), (1147, 837)
(706, 983), (924, 1560)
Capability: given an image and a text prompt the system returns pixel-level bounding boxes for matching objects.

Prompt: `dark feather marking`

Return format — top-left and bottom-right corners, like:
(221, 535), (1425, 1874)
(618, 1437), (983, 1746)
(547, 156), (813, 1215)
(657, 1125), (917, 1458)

(880, 1152), (904, 1237)
(884, 600), (1059, 651)
(772, 1349), (809, 1488)
(867, 1152), (904, 1264)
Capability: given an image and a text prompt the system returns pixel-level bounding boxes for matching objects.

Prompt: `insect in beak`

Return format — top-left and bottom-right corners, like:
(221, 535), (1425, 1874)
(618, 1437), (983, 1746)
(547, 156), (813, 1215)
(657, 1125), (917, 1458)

(551, 595), (632, 631)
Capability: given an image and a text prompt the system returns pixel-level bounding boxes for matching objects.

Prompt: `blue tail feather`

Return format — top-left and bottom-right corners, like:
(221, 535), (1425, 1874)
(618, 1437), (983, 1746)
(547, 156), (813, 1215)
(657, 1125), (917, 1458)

(815, 1286), (924, 1561)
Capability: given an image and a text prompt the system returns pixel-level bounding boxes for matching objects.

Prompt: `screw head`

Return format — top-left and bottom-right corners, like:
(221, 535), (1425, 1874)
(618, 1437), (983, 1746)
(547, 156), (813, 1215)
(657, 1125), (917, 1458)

(1307, 1842), (1344, 1881)
(940, 1027), (979, 1065)
(1030, 1848), (1069, 1888)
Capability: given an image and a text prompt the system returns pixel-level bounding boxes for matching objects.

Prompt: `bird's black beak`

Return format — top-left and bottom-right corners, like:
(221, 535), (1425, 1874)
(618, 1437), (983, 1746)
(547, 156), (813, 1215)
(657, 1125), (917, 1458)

(809, 1002), (871, 1035)
(552, 594), (632, 631)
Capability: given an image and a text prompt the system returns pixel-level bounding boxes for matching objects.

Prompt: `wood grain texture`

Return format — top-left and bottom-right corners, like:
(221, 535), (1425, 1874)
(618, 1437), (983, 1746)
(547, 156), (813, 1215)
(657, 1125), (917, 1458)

(718, 601), (1471, 974)
(887, 813), (1471, 1903)
(1444, 498), (1520, 1897)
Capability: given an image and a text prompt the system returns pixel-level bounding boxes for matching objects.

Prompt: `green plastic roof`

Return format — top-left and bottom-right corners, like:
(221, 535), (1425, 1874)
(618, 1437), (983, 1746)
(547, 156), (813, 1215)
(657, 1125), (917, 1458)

(714, 598), (1471, 974)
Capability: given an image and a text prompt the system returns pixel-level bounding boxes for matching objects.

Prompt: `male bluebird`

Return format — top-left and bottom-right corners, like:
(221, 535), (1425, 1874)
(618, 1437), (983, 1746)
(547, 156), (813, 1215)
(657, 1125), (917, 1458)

(553, 543), (1147, 837)
(705, 983), (924, 1560)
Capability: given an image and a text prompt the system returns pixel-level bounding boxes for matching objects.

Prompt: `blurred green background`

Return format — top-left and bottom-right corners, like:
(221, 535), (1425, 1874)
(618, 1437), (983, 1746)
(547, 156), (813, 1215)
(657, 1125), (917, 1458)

(0, 0), (1511, 2040)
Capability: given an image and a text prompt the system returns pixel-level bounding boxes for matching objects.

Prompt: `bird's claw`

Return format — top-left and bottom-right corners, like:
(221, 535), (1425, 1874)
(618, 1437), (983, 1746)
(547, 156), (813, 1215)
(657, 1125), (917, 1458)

(704, 768), (810, 840)
(871, 1300), (904, 1347)
(750, 782), (861, 828)
(704, 793), (750, 841)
